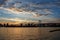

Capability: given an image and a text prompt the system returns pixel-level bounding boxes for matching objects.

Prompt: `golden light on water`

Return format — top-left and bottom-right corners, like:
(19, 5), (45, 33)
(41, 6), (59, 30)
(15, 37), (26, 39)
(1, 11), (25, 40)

(0, 27), (40, 40)
(0, 27), (60, 40)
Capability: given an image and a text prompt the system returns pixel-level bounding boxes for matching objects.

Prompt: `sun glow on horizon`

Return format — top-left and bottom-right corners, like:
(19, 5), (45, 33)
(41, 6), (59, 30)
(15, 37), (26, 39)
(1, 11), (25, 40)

(0, 18), (38, 24)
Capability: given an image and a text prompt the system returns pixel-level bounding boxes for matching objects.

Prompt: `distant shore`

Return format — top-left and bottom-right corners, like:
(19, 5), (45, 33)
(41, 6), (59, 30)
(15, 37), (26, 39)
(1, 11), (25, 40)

(0, 23), (60, 27)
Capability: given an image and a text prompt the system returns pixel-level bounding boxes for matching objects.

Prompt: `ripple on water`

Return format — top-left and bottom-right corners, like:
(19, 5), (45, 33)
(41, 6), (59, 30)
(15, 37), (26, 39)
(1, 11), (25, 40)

(0, 27), (60, 40)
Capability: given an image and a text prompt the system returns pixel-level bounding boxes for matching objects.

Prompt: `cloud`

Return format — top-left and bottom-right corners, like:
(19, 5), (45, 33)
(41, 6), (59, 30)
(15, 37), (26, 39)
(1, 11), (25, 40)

(0, 0), (8, 6)
(0, 0), (60, 8)
(31, 9), (53, 17)
(42, 18), (60, 23)
(0, 17), (60, 23)
(0, 7), (53, 18)
(54, 2), (60, 7)
(0, 18), (37, 23)
(0, 18), (24, 23)
(0, 0), (59, 22)
(0, 7), (23, 14)
(29, 1), (60, 10)
(43, 9), (53, 14)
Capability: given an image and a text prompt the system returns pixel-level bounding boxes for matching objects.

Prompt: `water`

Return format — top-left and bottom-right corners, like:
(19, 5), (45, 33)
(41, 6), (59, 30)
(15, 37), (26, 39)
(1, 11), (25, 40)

(0, 27), (60, 40)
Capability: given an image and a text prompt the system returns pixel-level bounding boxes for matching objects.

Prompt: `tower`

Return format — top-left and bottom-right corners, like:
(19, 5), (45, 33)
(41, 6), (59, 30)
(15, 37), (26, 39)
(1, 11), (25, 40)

(38, 20), (41, 23)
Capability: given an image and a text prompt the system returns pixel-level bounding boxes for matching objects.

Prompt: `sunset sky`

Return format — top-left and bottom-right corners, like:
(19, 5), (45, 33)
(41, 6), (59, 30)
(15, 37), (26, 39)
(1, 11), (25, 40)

(0, 0), (60, 24)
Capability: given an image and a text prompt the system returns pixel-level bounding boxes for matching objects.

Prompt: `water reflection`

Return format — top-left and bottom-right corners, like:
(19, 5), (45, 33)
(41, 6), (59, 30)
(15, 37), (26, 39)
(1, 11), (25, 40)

(0, 27), (60, 40)
(0, 27), (40, 40)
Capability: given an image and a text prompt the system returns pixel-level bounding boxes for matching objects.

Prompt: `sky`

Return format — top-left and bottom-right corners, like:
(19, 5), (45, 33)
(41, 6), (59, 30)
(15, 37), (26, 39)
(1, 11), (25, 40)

(0, 0), (60, 23)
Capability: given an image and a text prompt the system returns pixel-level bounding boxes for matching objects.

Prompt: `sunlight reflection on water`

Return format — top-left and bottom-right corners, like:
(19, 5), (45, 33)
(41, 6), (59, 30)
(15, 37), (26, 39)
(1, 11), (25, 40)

(0, 27), (60, 40)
